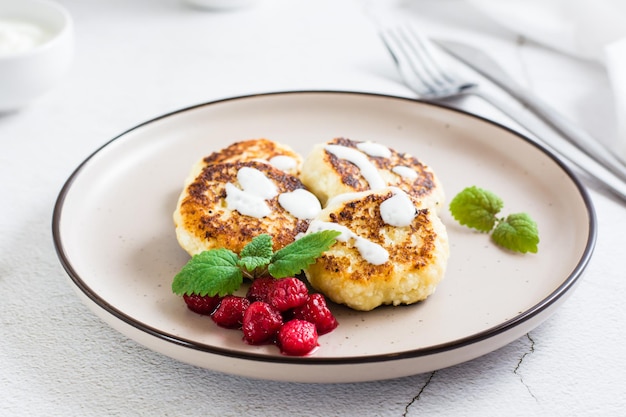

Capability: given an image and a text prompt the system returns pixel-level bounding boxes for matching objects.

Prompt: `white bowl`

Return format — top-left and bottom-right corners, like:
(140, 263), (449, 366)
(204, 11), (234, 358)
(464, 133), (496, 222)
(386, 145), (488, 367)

(0, 0), (73, 112)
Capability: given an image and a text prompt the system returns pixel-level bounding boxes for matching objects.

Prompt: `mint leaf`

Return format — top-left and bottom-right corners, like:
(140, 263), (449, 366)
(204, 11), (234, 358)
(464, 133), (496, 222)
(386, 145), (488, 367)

(238, 234), (273, 274)
(491, 213), (539, 254)
(171, 249), (242, 296)
(268, 230), (341, 278)
(449, 185), (539, 255)
(449, 186), (503, 232)
(172, 230), (340, 299)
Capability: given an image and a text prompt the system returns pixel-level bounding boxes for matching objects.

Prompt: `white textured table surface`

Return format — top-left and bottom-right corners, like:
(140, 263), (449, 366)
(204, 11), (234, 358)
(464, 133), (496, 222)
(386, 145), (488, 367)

(2, 1), (625, 416)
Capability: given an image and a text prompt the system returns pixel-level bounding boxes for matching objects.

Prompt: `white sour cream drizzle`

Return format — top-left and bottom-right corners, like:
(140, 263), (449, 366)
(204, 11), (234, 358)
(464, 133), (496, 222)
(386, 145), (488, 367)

(326, 142), (420, 192)
(0, 19), (52, 56)
(379, 188), (416, 227)
(278, 189), (322, 219)
(318, 141), (426, 265)
(307, 187), (416, 264)
(236, 166), (278, 199)
(226, 166), (321, 220)
(324, 144), (386, 190)
(225, 182), (272, 218)
(268, 155), (298, 172)
(307, 219), (389, 265)
(356, 141), (392, 158)
(392, 165), (418, 179)
(227, 142), (420, 267)
(225, 167), (277, 218)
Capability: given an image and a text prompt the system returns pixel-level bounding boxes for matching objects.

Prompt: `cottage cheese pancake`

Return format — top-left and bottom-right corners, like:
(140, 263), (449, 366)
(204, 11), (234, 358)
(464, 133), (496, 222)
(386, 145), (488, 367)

(300, 137), (444, 211)
(303, 188), (449, 311)
(174, 160), (317, 256)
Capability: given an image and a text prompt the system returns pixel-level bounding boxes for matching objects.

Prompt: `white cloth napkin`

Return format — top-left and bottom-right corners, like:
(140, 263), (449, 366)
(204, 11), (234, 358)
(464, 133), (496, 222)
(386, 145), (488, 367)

(467, 0), (626, 158)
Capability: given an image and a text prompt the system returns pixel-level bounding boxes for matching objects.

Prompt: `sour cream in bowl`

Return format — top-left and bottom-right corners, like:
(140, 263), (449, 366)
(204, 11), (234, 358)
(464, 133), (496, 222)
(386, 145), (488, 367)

(0, 0), (73, 112)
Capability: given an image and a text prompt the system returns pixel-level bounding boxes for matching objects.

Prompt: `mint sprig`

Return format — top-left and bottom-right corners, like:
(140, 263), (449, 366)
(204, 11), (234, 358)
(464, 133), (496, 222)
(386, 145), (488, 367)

(449, 186), (539, 254)
(172, 230), (340, 297)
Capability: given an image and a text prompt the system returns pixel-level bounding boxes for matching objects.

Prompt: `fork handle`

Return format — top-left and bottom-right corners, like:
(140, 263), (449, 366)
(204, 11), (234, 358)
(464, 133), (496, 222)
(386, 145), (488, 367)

(469, 90), (626, 203)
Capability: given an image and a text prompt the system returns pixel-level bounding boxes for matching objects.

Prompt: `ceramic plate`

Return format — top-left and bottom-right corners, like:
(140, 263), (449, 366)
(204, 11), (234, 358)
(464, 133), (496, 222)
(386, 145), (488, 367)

(53, 91), (596, 383)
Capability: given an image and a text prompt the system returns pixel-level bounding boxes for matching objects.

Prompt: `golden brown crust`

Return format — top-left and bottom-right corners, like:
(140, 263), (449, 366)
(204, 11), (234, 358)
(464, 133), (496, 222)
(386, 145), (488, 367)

(202, 138), (302, 176)
(317, 190), (438, 276)
(175, 160), (310, 255)
(328, 137), (439, 203)
(300, 137), (445, 210)
(304, 188), (448, 311)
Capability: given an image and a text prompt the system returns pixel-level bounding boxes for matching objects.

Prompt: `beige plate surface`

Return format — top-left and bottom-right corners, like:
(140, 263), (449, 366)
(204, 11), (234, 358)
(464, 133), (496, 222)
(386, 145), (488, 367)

(53, 91), (596, 383)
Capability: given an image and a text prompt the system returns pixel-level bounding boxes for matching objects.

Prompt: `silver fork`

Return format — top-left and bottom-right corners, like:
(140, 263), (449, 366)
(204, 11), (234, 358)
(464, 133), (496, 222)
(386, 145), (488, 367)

(379, 24), (626, 202)
(379, 25), (478, 101)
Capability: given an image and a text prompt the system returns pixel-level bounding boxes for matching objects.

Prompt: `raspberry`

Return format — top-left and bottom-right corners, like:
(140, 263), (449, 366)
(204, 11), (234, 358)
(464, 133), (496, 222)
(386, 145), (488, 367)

(277, 319), (319, 356)
(292, 293), (338, 335)
(183, 294), (221, 315)
(211, 295), (250, 328)
(242, 301), (283, 345)
(246, 276), (275, 303)
(267, 277), (309, 312)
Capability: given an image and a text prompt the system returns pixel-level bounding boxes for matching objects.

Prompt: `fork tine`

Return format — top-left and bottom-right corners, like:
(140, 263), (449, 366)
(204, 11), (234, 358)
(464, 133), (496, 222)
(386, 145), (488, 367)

(380, 23), (473, 98)
(379, 26), (424, 95)
(395, 26), (446, 94)
(401, 26), (459, 90)
(380, 25), (432, 96)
